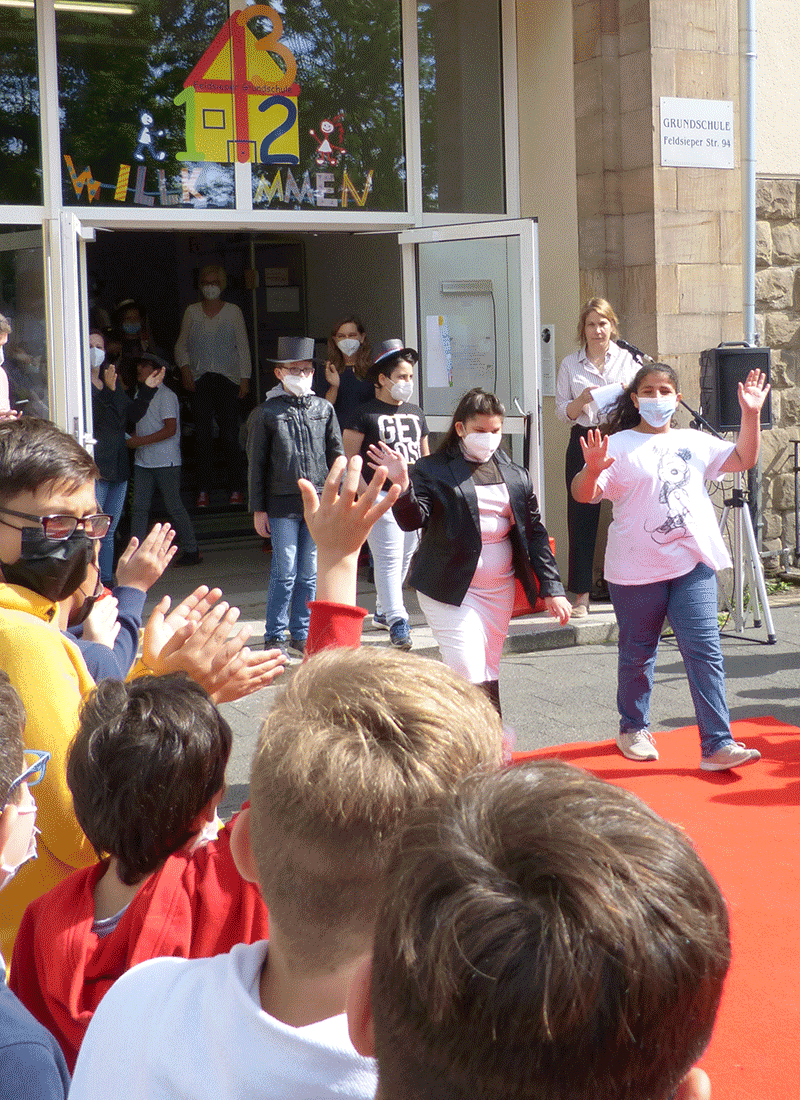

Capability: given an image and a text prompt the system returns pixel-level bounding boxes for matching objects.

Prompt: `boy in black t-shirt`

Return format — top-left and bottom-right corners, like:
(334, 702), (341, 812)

(343, 340), (428, 650)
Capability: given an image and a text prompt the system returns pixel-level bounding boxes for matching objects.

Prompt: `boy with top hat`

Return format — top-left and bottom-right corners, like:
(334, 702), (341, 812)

(247, 336), (343, 655)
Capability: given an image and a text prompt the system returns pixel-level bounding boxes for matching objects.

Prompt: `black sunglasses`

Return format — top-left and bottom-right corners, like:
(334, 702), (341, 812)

(0, 506), (112, 541)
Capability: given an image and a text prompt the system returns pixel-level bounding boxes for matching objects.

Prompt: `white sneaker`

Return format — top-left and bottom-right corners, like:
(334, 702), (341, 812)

(616, 729), (659, 761)
(700, 742), (761, 771)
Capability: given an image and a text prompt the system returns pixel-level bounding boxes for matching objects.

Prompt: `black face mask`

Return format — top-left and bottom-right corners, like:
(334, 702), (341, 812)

(1, 527), (94, 603)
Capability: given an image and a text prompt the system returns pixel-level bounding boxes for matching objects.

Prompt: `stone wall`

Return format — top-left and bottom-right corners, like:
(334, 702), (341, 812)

(755, 177), (800, 564)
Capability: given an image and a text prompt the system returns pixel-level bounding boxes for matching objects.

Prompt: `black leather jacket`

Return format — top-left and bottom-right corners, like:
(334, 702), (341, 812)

(247, 392), (343, 512)
(394, 447), (564, 607)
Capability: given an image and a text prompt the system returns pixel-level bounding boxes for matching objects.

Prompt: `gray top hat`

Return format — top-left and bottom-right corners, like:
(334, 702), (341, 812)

(267, 336), (318, 364)
(372, 339), (418, 370)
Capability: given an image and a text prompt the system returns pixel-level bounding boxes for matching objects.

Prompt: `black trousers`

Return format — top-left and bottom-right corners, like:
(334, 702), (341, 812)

(193, 371), (243, 494)
(565, 424), (602, 595)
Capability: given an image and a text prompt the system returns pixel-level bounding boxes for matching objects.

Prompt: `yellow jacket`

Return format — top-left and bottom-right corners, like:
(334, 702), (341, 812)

(0, 584), (104, 960)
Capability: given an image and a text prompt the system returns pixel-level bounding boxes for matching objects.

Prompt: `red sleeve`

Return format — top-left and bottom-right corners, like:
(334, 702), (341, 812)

(306, 600), (367, 654)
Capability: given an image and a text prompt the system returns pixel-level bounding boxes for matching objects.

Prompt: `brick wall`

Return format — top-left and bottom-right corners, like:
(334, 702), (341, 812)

(755, 177), (800, 563)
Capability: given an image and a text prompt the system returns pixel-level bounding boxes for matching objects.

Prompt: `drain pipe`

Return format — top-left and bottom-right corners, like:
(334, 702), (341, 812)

(739, 0), (762, 547)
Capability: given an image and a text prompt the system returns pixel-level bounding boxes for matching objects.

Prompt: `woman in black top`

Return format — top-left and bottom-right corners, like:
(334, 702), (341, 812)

(319, 315), (374, 431)
(344, 340), (428, 650)
(371, 388), (570, 714)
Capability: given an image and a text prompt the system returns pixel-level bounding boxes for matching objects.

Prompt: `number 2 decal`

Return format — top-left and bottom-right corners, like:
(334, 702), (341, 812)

(259, 96), (300, 165)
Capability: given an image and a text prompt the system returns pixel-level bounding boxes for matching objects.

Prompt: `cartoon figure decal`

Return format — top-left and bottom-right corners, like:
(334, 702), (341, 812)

(134, 111), (167, 162)
(646, 447), (693, 543)
(309, 112), (346, 167)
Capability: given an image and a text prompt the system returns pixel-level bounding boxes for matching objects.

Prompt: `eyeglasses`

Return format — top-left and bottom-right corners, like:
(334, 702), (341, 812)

(6, 750), (50, 805)
(282, 365), (314, 376)
(0, 507), (112, 540)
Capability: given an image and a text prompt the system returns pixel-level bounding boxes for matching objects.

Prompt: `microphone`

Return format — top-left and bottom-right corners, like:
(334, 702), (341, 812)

(615, 338), (653, 364)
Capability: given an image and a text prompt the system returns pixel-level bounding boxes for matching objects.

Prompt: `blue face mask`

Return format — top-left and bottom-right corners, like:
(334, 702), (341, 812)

(637, 394), (677, 428)
(122, 321), (141, 336)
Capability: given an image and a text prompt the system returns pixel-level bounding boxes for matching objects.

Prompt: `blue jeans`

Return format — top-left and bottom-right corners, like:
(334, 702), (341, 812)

(608, 562), (731, 757)
(130, 465), (198, 554)
(265, 515), (316, 641)
(94, 478), (127, 587)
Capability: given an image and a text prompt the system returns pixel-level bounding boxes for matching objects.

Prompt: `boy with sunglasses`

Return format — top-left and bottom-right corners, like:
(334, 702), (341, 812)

(0, 417), (285, 960)
(0, 671), (70, 1099)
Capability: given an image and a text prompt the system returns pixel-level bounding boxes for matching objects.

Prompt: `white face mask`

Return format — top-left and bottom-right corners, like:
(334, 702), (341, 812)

(336, 337), (361, 358)
(390, 379), (414, 403)
(201, 284), (221, 301)
(89, 346), (105, 370)
(282, 371), (314, 397)
(637, 394), (677, 428)
(461, 430), (502, 463)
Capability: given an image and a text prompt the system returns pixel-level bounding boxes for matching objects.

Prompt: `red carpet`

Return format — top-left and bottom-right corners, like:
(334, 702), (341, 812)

(513, 717), (800, 1100)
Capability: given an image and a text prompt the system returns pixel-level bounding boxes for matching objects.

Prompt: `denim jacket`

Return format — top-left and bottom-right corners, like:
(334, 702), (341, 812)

(247, 391), (343, 513)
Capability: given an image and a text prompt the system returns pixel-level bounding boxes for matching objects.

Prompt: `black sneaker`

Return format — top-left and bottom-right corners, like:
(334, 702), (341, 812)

(173, 550), (203, 567)
(389, 619), (412, 650)
(287, 638), (307, 659)
(264, 636), (288, 657)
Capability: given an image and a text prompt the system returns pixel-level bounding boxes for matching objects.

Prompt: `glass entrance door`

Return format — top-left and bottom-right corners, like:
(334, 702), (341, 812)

(398, 219), (543, 505)
(44, 212), (95, 446)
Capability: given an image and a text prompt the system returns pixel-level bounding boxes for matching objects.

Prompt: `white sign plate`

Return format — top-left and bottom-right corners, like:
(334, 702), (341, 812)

(660, 97), (735, 169)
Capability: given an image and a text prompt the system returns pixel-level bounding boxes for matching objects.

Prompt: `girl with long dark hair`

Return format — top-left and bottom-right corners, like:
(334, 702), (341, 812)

(369, 388), (570, 714)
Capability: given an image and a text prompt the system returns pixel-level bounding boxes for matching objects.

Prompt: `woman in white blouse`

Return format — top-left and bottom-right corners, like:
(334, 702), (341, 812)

(555, 298), (637, 617)
(175, 264), (252, 508)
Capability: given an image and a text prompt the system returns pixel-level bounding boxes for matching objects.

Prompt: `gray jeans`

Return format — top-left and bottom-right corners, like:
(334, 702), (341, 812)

(131, 464), (198, 553)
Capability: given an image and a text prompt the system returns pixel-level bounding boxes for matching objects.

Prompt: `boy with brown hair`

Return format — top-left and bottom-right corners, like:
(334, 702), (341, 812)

(10, 674), (269, 1070)
(348, 760), (730, 1100)
(69, 645), (503, 1099)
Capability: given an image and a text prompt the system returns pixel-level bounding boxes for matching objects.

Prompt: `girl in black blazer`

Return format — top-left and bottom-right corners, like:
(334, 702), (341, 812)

(369, 388), (571, 715)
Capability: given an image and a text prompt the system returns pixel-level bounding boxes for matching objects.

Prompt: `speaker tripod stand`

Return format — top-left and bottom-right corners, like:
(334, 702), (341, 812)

(718, 473), (776, 643)
(679, 400), (776, 644)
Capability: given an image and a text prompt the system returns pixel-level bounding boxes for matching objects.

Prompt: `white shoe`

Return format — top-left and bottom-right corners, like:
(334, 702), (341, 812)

(616, 729), (659, 761)
(700, 742), (761, 771)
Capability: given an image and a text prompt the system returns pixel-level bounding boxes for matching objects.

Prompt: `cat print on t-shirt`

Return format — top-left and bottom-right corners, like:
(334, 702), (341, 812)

(645, 446), (693, 544)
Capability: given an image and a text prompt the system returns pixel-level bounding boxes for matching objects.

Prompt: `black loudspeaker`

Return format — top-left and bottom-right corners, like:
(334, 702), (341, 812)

(699, 345), (772, 433)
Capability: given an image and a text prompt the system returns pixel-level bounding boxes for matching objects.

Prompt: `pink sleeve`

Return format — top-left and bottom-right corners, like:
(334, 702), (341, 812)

(0, 367), (10, 412)
(307, 600), (367, 654)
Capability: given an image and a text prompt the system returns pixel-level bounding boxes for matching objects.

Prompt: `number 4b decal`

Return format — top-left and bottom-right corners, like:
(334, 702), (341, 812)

(259, 96), (300, 165)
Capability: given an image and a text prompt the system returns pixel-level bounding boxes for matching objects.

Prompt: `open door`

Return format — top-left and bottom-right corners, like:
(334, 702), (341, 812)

(44, 212), (95, 447)
(398, 219), (544, 508)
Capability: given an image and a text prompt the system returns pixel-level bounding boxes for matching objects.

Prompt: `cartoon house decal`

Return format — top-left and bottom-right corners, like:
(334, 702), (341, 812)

(175, 4), (300, 165)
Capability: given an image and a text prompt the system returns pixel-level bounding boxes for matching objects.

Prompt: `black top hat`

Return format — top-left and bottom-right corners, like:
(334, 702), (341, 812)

(266, 336), (319, 364)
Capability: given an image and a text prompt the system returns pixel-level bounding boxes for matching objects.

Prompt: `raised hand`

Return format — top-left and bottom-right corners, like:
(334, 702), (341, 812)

(142, 586), (222, 670)
(300, 454), (401, 558)
(145, 366), (166, 389)
(579, 429), (614, 474)
(738, 369), (770, 414)
(366, 440), (409, 491)
(324, 361), (340, 389)
(115, 523), (177, 592)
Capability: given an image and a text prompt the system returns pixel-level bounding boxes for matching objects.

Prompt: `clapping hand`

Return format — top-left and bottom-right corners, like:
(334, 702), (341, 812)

(115, 523), (177, 592)
(81, 593), (121, 649)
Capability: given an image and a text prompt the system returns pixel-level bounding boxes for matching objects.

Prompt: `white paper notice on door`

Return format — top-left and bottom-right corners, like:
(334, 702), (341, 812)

(426, 314), (452, 388)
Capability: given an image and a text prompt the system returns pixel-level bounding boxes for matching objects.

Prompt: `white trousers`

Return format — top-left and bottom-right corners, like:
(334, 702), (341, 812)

(367, 494), (419, 625)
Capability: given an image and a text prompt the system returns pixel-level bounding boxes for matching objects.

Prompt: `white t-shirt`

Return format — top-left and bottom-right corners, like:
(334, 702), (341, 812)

(133, 383), (182, 468)
(595, 428), (736, 585)
(69, 940), (377, 1100)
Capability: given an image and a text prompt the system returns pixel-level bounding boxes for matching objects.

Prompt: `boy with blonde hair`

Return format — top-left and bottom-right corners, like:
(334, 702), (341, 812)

(70, 644), (503, 1099)
(349, 760), (730, 1100)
